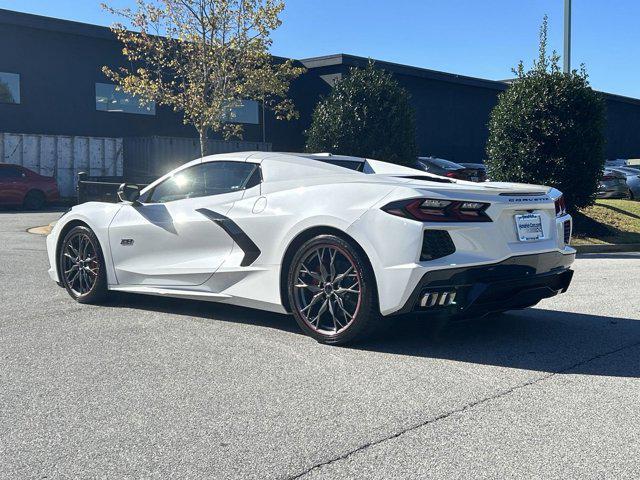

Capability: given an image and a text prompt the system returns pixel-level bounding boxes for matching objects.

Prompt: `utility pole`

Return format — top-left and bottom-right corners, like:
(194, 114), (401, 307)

(261, 101), (266, 144)
(564, 0), (572, 73)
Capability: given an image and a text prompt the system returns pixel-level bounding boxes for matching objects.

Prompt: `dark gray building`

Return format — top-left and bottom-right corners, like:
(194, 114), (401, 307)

(291, 54), (640, 163)
(2, 7), (640, 170)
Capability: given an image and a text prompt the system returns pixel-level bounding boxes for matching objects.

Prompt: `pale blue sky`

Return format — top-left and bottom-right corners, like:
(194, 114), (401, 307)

(2, 0), (639, 98)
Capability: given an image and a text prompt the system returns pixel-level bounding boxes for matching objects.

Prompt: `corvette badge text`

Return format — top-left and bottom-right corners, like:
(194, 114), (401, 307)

(507, 197), (551, 204)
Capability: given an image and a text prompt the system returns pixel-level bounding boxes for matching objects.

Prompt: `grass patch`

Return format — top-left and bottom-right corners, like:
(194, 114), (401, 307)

(572, 199), (640, 245)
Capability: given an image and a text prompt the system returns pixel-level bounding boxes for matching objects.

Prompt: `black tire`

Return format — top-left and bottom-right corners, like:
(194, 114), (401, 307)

(58, 226), (109, 304)
(23, 190), (46, 210)
(287, 234), (379, 345)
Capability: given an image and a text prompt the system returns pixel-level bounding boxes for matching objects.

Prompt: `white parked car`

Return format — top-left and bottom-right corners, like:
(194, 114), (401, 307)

(47, 152), (575, 345)
(605, 159), (629, 168)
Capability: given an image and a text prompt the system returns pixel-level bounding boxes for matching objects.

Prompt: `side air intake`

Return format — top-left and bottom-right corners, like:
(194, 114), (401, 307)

(563, 219), (572, 245)
(421, 230), (456, 261)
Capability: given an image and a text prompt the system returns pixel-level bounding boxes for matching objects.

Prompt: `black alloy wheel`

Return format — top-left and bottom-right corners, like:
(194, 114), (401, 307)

(288, 234), (379, 345)
(59, 226), (108, 303)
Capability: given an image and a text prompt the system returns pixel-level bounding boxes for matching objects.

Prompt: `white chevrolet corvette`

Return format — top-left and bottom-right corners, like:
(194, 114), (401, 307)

(47, 152), (575, 344)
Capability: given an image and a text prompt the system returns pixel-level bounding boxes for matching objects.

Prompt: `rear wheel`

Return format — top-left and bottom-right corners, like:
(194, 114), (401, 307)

(58, 226), (109, 304)
(23, 190), (46, 210)
(287, 235), (378, 345)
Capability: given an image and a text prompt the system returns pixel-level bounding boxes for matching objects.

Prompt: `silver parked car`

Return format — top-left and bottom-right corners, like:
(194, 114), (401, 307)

(610, 167), (640, 200)
(597, 168), (630, 199)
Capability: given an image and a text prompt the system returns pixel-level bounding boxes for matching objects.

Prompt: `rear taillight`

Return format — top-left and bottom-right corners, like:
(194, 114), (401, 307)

(601, 174), (615, 181)
(444, 171), (462, 179)
(382, 198), (492, 222)
(563, 219), (571, 244)
(554, 195), (567, 217)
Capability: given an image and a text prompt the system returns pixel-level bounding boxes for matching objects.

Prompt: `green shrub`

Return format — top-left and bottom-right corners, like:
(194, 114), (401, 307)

(486, 17), (605, 211)
(305, 61), (417, 165)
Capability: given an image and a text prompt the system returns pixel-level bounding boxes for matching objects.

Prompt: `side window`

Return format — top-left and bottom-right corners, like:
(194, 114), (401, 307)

(0, 166), (24, 179)
(415, 160), (428, 171)
(147, 165), (206, 203)
(244, 167), (262, 189)
(201, 162), (258, 196)
(147, 162), (259, 203)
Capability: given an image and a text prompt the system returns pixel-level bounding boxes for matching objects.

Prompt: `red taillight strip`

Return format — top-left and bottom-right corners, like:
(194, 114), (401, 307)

(382, 198), (492, 222)
(554, 195), (567, 217)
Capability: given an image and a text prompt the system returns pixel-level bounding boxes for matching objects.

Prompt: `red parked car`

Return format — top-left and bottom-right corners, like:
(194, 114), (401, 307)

(0, 164), (60, 209)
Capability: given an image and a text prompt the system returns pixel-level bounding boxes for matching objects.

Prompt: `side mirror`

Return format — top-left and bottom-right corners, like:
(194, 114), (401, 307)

(117, 183), (141, 205)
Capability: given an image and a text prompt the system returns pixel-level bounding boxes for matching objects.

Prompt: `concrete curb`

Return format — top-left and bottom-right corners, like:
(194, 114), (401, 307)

(573, 243), (640, 254)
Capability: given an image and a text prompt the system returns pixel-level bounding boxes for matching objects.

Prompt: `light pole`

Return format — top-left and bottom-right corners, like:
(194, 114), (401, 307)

(564, 0), (572, 73)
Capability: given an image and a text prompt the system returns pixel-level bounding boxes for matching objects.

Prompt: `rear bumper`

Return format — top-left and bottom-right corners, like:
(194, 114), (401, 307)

(394, 251), (575, 317)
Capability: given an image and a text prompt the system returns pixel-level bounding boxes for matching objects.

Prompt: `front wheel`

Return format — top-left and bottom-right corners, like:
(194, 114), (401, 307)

(23, 190), (46, 210)
(58, 226), (109, 303)
(287, 234), (379, 345)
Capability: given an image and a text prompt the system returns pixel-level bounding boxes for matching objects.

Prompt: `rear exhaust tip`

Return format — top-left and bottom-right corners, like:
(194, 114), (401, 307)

(420, 291), (456, 308)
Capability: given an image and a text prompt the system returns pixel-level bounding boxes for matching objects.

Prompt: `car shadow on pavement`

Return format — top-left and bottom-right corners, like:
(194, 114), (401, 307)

(356, 308), (640, 378)
(577, 253), (640, 260)
(108, 292), (302, 335)
(108, 293), (640, 377)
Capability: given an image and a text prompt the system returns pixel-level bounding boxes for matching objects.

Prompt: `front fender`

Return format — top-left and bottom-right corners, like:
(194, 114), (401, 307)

(47, 202), (123, 285)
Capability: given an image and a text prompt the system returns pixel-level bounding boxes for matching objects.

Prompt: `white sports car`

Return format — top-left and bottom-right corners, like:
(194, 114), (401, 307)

(47, 152), (575, 344)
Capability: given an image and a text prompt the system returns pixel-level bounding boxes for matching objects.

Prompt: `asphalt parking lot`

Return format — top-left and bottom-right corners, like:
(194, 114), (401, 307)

(1, 210), (640, 479)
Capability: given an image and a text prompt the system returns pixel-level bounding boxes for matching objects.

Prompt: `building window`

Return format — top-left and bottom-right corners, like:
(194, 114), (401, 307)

(223, 99), (259, 124)
(0, 72), (20, 104)
(95, 82), (155, 115)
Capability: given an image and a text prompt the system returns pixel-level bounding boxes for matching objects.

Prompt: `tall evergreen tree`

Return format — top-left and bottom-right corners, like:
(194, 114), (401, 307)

(306, 61), (417, 165)
(486, 16), (605, 210)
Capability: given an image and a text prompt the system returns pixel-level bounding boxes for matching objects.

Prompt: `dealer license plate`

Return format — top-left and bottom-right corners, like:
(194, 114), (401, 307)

(515, 213), (545, 242)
